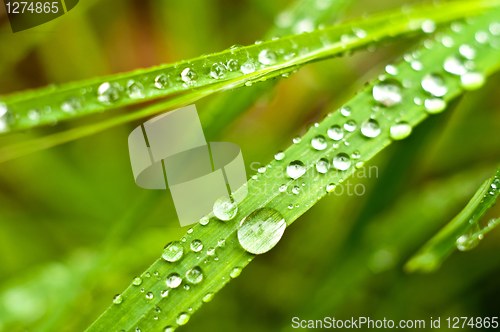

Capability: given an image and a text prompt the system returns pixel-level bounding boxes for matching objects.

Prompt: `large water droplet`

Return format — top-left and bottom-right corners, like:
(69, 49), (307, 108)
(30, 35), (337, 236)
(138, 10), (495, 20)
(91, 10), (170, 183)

(456, 234), (480, 251)
(165, 273), (182, 288)
(213, 197), (238, 221)
(97, 82), (121, 104)
(458, 44), (476, 59)
(421, 73), (448, 97)
(372, 80), (403, 107)
(311, 135), (327, 150)
(180, 67), (197, 84)
(286, 160), (306, 179)
(332, 153), (351, 171)
(126, 80), (145, 99)
(237, 208), (286, 255)
(389, 122), (412, 140)
(258, 49), (277, 65)
(190, 239), (203, 253)
(327, 125), (344, 141)
(113, 294), (123, 304)
(176, 312), (190, 326)
(360, 119), (381, 138)
(185, 266), (203, 284)
(460, 72), (485, 90)
(240, 61), (256, 74)
(443, 55), (468, 76)
(162, 241), (184, 262)
(315, 158), (330, 174)
(154, 74), (170, 89)
(424, 98), (447, 114)
(210, 62), (226, 79)
(343, 120), (357, 132)
(132, 277), (143, 286)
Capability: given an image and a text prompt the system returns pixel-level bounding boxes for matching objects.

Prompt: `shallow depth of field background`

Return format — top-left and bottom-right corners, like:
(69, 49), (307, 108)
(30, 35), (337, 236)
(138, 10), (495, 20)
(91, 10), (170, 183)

(0, 0), (499, 331)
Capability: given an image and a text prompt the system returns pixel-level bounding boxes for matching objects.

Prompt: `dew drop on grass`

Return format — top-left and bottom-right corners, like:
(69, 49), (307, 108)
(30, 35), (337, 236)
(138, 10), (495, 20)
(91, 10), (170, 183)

(291, 186), (300, 195)
(176, 312), (190, 326)
(164, 326), (174, 332)
(326, 183), (336, 193)
(274, 151), (285, 161)
(185, 266), (203, 284)
(258, 49), (277, 65)
(226, 59), (239, 72)
(315, 158), (330, 174)
(340, 106), (351, 117)
(286, 160), (306, 179)
(112, 294), (123, 304)
(210, 62), (226, 79)
(230, 267), (242, 278)
(458, 44), (476, 59)
(389, 122), (412, 140)
(154, 74), (170, 89)
(443, 55), (468, 75)
(160, 290), (169, 298)
(327, 125), (344, 141)
(240, 61), (256, 74)
(166, 273), (182, 288)
(456, 234), (480, 251)
(61, 97), (82, 113)
(180, 67), (197, 84)
(385, 65), (398, 75)
(145, 292), (154, 300)
(333, 153), (351, 171)
(343, 120), (357, 132)
(97, 82), (121, 104)
(460, 72), (485, 90)
(372, 80), (403, 107)
(424, 98), (447, 114)
(126, 80), (145, 99)
(162, 241), (184, 263)
(292, 136), (301, 144)
(202, 292), (214, 303)
(421, 73), (448, 97)
(199, 216), (210, 226)
(213, 197), (238, 221)
(190, 239), (203, 253)
(311, 135), (327, 150)
(360, 119), (381, 138)
(132, 277), (142, 286)
(237, 208), (286, 255)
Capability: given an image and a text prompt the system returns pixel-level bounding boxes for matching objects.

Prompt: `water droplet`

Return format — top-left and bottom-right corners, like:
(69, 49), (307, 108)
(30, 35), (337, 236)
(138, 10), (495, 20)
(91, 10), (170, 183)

(372, 80), (403, 107)
(421, 73), (448, 97)
(294, 18), (314, 33)
(176, 312), (190, 326)
(460, 72), (485, 90)
(132, 277), (142, 286)
(237, 208), (286, 255)
(160, 290), (169, 298)
(292, 136), (301, 144)
(489, 22), (500, 36)
(199, 216), (210, 226)
(226, 59), (239, 72)
(443, 55), (468, 76)
(389, 122), (412, 140)
(154, 74), (170, 89)
(278, 184), (287, 192)
(145, 292), (154, 300)
(333, 153), (351, 171)
(210, 62), (226, 79)
(27, 109), (40, 122)
(311, 135), (327, 150)
(258, 49), (277, 65)
(424, 98), (447, 114)
(61, 97), (82, 113)
(291, 186), (300, 195)
(410, 60), (423, 71)
(340, 106), (351, 117)
(258, 166), (266, 174)
(240, 61), (256, 74)
(230, 267), (242, 278)
(327, 125), (344, 141)
(315, 158), (330, 174)
(202, 292), (214, 303)
(326, 183), (336, 193)
(456, 234), (480, 251)
(343, 120), (357, 132)
(97, 82), (121, 104)
(458, 44), (476, 59)
(126, 80), (145, 99)
(360, 119), (381, 138)
(385, 65), (398, 75)
(206, 247), (216, 256)
(185, 266), (203, 284)
(162, 241), (184, 262)
(274, 151), (285, 161)
(166, 273), (182, 288)
(190, 239), (203, 253)
(180, 67), (197, 84)
(113, 294), (123, 304)
(421, 19), (436, 33)
(286, 160), (306, 179)
(213, 197), (238, 221)
(475, 31), (489, 44)
(164, 326), (174, 332)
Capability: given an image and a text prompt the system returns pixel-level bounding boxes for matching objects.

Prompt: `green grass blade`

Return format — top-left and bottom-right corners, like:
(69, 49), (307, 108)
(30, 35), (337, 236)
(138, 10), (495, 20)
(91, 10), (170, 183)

(87, 9), (500, 331)
(405, 168), (499, 273)
(0, 0), (498, 135)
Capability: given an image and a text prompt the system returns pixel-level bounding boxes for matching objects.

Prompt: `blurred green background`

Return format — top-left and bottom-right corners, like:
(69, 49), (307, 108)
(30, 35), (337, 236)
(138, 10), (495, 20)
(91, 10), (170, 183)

(0, 0), (499, 331)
